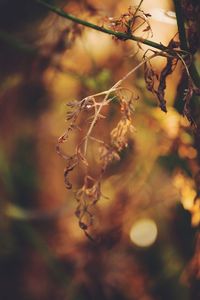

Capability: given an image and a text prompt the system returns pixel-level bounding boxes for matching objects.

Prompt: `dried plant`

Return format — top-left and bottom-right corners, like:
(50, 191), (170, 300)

(56, 53), (157, 237)
(105, 5), (152, 40)
(144, 39), (200, 121)
(54, 5), (200, 238)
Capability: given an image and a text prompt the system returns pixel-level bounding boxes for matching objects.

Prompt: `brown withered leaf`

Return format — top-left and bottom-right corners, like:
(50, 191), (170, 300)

(143, 25), (151, 32)
(75, 176), (101, 233)
(156, 56), (178, 112)
(182, 79), (195, 124)
(144, 49), (178, 112)
(144, 63), (158, 93)
(99, 143), (120, 172)
(64, 155), (78, 189)
(176, 68), (198, 125)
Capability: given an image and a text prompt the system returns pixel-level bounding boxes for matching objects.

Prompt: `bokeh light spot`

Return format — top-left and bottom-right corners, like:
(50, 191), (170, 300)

(149, 8), (177, 25)
(130, 218), (158, 247)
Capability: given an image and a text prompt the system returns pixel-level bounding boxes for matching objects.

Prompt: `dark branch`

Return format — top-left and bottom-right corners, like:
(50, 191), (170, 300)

(173, 0), (200, 87)
(36, 0), (169, 52)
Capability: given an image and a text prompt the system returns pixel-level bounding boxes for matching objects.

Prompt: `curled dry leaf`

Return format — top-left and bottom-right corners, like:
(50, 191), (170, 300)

(75, 176), (101, 231)
(144, 43), (179, 113)
(63, 155), (78, 189)
(156, 56), (178, 112)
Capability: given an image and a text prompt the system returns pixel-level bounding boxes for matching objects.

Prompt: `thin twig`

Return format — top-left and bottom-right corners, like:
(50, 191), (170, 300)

(134, 0), (144, 16)
(113, 53), (157, 88)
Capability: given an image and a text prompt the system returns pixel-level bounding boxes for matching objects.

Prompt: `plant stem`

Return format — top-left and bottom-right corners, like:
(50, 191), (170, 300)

(36, 0), (168, 52)
(173, 0), (200, 87)
(173, 0), (188, 51)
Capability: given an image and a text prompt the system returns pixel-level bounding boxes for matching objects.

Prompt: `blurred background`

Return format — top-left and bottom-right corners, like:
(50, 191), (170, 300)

(0, 0), (199, 299)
